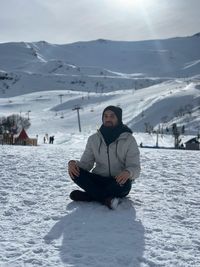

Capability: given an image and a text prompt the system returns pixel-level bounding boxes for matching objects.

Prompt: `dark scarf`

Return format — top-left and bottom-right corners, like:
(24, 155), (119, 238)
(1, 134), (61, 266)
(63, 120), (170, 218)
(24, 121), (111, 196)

(99, 123), (132, 146)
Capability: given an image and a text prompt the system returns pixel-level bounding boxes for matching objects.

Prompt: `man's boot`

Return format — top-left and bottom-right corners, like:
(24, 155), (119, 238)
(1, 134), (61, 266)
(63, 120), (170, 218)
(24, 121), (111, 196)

(70, 190), (93, 202)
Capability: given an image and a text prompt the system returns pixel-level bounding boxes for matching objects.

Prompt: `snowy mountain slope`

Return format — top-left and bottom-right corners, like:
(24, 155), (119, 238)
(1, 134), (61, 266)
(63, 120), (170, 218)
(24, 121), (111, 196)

(0, 33), (200, 102)
(0, 79), (199, 140)
(127, 81), (200, 132)
(1, 33), (200, 77)
(0, 69), (166, 98)
(0, 34), (199, 137)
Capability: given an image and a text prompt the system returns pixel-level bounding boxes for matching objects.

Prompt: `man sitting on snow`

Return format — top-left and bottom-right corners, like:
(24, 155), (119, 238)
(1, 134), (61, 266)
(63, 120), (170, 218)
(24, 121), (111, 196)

(67, 105), (141, 209)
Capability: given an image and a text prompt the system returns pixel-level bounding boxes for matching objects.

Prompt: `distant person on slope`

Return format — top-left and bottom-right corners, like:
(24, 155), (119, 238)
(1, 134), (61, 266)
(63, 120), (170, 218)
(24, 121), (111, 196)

(67, 106), (141, 209)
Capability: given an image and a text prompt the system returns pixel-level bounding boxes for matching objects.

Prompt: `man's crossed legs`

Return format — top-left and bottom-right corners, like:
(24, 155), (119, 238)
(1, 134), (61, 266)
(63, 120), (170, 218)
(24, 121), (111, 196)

(70, 168), (132, 209)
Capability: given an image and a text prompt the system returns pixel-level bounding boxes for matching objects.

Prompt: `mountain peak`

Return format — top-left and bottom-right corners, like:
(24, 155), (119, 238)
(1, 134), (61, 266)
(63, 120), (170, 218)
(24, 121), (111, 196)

(96, 39), (109, 43)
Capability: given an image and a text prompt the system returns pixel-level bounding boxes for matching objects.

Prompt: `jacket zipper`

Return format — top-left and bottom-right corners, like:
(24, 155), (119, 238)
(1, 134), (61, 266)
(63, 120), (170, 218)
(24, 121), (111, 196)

(107, 146), (111, 176)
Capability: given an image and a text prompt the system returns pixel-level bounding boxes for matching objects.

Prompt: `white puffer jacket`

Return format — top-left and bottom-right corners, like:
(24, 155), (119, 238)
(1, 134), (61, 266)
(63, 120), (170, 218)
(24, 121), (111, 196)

(77, 131), (141, 180)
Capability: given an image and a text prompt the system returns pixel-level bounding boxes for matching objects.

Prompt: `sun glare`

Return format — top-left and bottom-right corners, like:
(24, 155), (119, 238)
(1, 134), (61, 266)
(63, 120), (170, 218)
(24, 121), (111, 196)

(115, 0), (150, 9)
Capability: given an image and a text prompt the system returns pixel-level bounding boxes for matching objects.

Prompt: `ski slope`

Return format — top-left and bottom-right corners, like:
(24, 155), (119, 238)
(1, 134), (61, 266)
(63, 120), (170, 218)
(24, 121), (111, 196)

(0, 78), (199, 139)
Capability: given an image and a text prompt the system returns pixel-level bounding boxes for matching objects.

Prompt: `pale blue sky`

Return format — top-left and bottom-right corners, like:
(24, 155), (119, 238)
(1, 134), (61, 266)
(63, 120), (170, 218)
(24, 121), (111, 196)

(0, 0), (200, 44)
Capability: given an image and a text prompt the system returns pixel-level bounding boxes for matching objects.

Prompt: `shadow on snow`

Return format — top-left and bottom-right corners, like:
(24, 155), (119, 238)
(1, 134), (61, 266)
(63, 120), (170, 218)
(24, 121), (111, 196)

(44, 199), (145, 267)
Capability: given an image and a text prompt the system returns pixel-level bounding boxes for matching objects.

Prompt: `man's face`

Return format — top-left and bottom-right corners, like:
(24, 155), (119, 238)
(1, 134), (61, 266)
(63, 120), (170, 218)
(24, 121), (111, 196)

(103, 110), (118, 127)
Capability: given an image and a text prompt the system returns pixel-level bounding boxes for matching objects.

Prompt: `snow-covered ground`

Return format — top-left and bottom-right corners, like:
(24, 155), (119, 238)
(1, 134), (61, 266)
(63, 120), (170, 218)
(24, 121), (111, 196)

(1, 140), (200, 267)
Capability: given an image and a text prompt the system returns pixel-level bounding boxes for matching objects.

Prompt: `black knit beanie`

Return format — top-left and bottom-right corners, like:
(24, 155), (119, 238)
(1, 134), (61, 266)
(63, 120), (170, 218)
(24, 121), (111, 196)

(102, 105), (123, 124)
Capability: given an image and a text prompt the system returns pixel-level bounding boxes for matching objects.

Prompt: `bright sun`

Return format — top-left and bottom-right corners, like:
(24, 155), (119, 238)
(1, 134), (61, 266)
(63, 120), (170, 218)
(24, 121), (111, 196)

(116, 0), (148, 8)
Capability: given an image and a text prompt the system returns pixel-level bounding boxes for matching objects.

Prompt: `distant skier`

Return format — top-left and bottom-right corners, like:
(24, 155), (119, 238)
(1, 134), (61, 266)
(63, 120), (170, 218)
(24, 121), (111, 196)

(68, 106), (141, 209)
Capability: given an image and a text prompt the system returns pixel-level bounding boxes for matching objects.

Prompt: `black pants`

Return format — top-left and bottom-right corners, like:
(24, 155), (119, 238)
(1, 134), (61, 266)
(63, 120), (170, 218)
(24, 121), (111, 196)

(73, 168), (132, 202)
